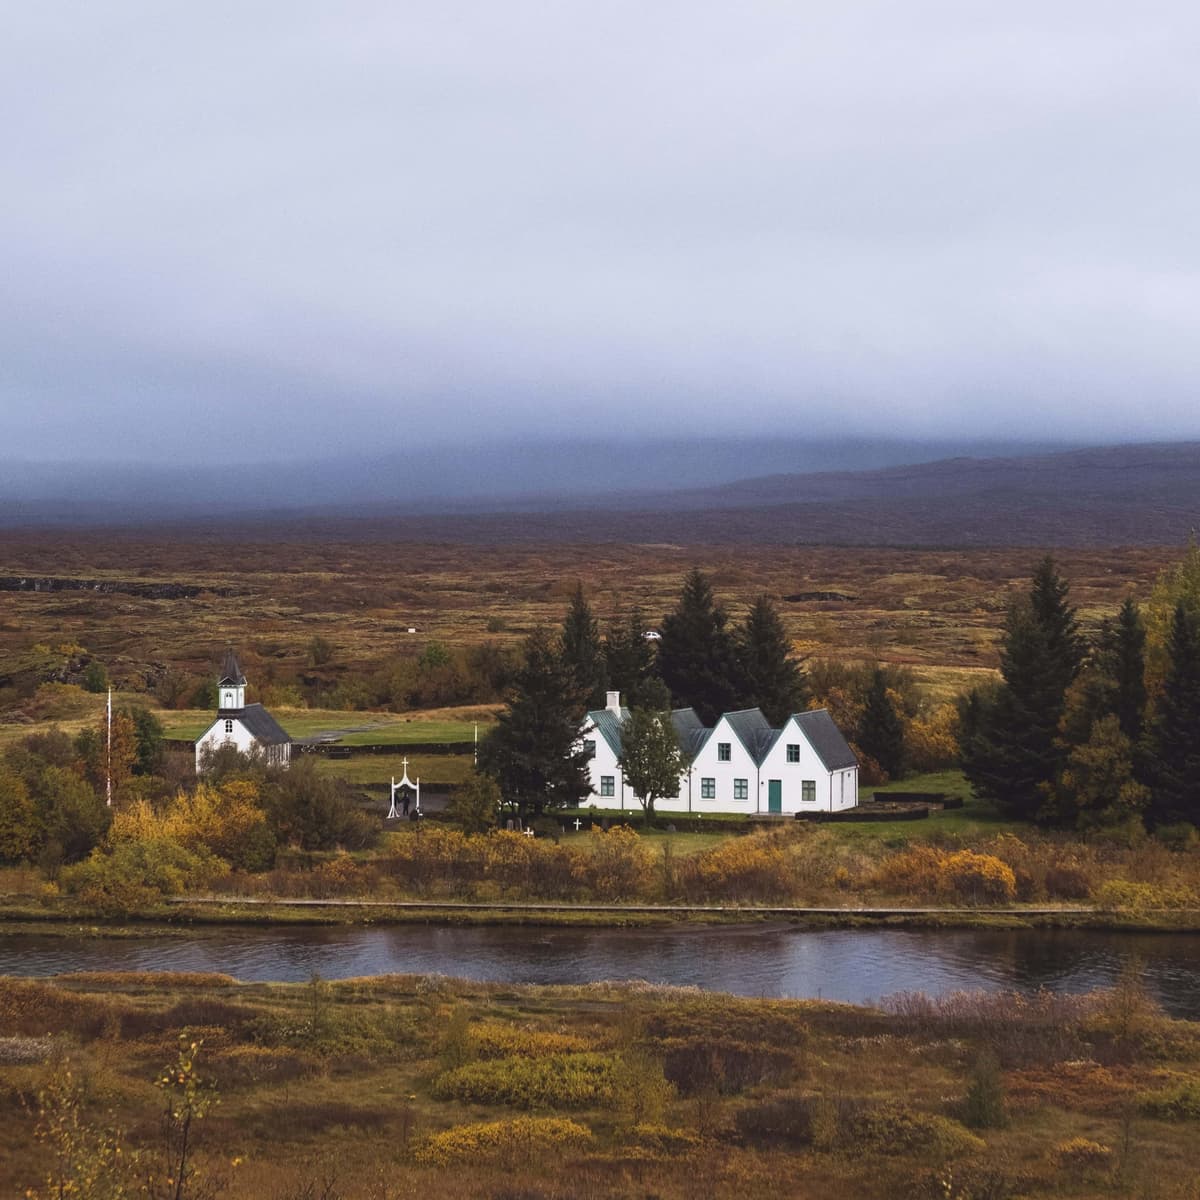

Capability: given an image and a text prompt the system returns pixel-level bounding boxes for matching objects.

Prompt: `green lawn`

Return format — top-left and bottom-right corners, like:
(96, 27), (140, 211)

(312, 752), (476, 787)
(837, 770), (1027, 843)
(161, 708), (487, 744)
(339, 720), (481, 745)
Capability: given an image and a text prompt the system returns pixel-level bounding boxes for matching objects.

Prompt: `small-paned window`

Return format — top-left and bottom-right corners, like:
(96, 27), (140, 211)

(600, 776), (615, 797)
(224, 719), (234, 735)
(802, 780), (816, 803)
(583, 739), (596, 759)
(717, 742), (732, 762)
(734, 778), (748, 801)
(786, 744), (800, 763)
(701, 777), (716, 799)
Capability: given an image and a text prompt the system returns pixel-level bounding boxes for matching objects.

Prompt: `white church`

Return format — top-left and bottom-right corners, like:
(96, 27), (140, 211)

(194, 649), (292, 772)
(581, 692), (858, 815)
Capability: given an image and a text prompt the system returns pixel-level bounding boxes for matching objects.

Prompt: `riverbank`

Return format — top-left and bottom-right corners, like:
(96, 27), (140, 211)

(2, 967), (1198, 1199)
(3, 894), (1200, 934)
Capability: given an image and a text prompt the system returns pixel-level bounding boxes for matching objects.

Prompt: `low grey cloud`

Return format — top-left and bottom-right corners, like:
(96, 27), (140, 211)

(3, 1), (1200, 463)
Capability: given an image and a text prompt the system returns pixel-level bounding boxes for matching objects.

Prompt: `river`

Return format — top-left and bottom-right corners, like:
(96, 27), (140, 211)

(1, 925), (1198, 1018)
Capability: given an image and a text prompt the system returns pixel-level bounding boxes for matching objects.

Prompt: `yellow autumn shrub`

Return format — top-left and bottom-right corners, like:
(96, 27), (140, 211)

(1052, 1137), (1113, 1170)
(466, 1020), (595, 1059)
(937, 851), (1017, 904)
(680, 833), (795, 903)
(581, 825), (653, 900)
(432, 1052), (621, 1108)
(414, 1117), (592, 1166)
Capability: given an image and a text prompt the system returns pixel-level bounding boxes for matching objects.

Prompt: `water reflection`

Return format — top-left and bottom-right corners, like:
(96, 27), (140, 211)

(0, 925), (1196, 1019)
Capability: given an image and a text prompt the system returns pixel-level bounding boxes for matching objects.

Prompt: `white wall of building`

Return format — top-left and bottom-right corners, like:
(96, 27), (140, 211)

(669, 715), (756, 814)
(579, 711), (857, 815)
(757, 717), (857, 813)
(581, 723), (627, 809)
(194, 718), (290, 772)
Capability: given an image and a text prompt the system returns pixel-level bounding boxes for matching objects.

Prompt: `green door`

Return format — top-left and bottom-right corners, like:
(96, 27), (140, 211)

(768, 780), (782, 814)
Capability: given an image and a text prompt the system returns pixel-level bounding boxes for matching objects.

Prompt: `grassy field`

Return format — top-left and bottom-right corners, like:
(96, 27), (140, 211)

(312, 751), (476, 787)
(0, 971), (1196, 1199)
(160, 707), (493, 743)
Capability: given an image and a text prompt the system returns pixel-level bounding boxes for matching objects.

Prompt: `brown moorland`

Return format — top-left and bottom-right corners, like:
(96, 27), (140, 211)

(1, 971), (1197, 1200)
(0, 532), (1176, 711)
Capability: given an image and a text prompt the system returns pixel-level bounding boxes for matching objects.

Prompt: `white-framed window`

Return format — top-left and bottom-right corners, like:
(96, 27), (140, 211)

(600, 776), (615, 797)
(701, 777), (716, 799)
(224, 719), (234, 735)
(733, 778), (748, 801)
(583, 739), (596, 759)
(802, 780), (816, 803)
(787, 743), (800, 763)
(717, 742), (731, 762)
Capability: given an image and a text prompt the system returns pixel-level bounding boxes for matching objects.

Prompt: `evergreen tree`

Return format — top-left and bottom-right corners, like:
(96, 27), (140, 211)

(618, 708), (686, 821)
(858, 668), (905, 780)
(962, 559), (1085, 822)
(1145, 601), (1200, 827)
(603, 607), (661, 709)
(1105, 596), (1148, 746)
(736, 594), (807, 726)
(560, 582), (608, 710)
(479, 628), (592, 818)
(1029, 554), (1085, 696)
(657, 569), (742, 724)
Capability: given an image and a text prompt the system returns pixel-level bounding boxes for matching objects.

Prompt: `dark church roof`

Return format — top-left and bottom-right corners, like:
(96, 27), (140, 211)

(219, 648), (246, 686)
(237, 704), (290, 745)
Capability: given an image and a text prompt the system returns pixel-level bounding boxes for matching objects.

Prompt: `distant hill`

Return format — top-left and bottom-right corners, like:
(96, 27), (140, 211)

(2, 441), (1197, 546)
(195, 441), (1198, 547)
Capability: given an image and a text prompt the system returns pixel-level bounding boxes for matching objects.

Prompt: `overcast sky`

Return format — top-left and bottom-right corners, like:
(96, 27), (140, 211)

(4, 2), (1200, 464)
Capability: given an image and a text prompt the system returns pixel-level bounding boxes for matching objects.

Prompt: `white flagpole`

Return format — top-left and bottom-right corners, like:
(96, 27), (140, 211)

(474, 722), (478, 767)
(105, 687), (112, 807)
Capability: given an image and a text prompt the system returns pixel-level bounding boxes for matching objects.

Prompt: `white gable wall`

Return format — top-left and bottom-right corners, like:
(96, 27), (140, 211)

(757, 716), (858, 813)
(581, 722), (628, 809)
(669, 716), (757, 814)
(195, 717), (259, 773)
(195, 717), (291, 772)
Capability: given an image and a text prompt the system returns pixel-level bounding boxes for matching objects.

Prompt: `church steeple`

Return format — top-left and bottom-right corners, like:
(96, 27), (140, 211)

(217, 648), (246, 714)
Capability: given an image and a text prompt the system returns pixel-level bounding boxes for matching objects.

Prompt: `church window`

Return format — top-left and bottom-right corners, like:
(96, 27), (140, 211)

(224, 719), (234, 735)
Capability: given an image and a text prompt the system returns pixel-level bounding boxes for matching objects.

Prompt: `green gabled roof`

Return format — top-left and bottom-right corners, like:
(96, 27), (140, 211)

(585, 707), (630, 757)
(670, 707), (709, 761)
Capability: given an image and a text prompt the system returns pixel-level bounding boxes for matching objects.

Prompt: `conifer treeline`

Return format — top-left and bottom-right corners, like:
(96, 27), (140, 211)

(560, 570), (808, 726)
(482, 571), (812, 817)
(961, 551), (1200, 831)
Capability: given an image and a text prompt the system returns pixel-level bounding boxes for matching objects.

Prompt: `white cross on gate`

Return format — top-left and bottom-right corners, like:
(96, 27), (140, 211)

(573, 818), (583, 831)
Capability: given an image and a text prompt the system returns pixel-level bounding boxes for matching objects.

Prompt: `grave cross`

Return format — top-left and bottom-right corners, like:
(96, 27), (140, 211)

(573, 818), (583, 832)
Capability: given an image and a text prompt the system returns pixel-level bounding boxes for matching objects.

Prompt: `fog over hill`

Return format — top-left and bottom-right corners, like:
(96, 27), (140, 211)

(1, 439), (1197, 548)
(0, 437), (1070, 521)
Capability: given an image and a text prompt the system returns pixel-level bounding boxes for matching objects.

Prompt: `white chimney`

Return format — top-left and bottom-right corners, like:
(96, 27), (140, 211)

(606, 690), (621, 713)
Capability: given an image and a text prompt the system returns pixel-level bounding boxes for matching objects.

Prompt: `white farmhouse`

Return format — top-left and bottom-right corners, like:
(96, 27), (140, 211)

(580, 693), (857, 815)
(194, 650), (291, 772)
